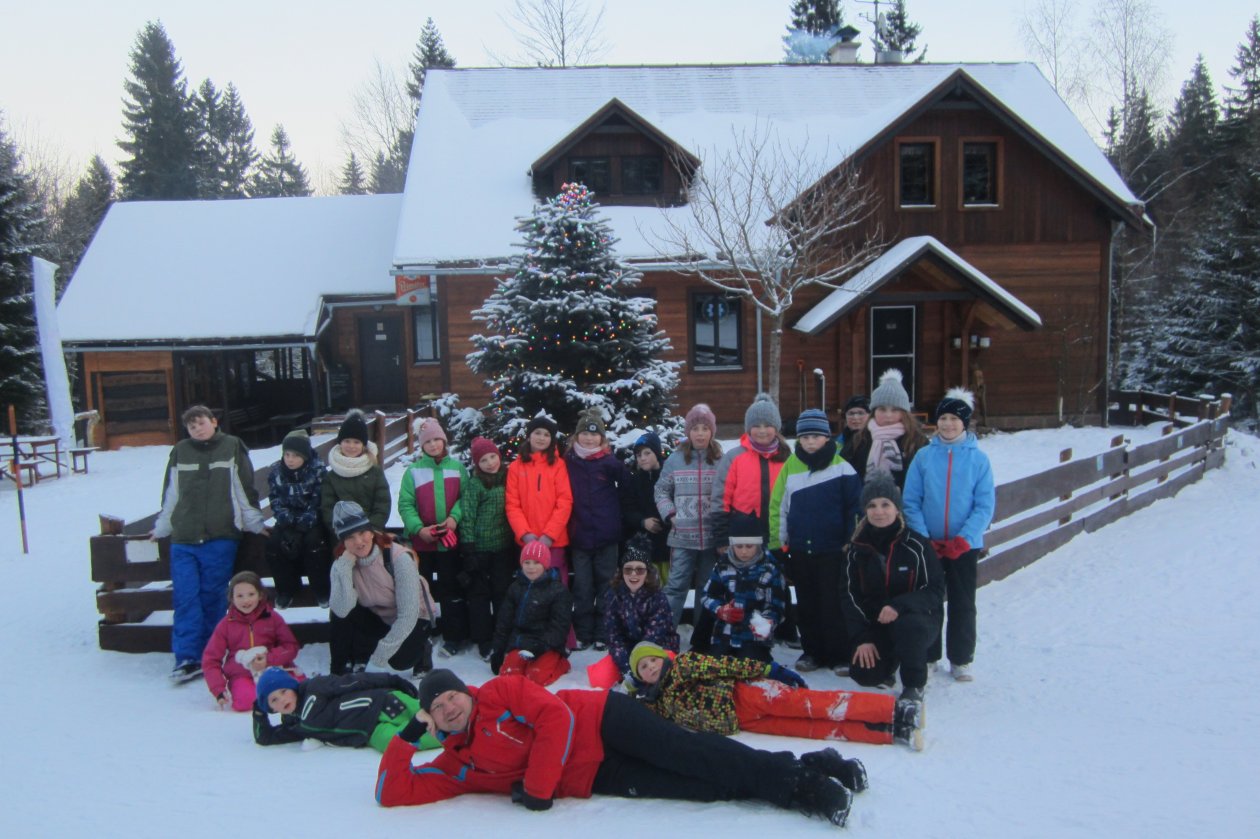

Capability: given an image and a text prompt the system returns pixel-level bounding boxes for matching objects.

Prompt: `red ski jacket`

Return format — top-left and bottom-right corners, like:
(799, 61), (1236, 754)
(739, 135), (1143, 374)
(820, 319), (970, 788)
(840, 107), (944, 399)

(505, 454), (572, 547)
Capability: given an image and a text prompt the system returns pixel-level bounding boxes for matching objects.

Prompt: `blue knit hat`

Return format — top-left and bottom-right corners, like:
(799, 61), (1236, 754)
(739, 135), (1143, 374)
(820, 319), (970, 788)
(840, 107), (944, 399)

(934, 387), (976, 429)
(256, 667), (300, 712)
(795, 408), (831, 437)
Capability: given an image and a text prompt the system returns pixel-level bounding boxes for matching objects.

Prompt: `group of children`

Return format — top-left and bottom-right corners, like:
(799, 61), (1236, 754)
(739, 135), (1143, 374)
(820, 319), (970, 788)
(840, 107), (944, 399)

(160, 371), (995, 758)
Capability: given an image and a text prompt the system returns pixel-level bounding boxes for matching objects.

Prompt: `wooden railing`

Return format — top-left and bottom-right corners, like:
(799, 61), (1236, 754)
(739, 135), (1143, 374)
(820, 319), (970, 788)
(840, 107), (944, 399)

(95, 410), (423, 653)
(1109, 390), (1231, 428)
(979, 413), (1229, 586)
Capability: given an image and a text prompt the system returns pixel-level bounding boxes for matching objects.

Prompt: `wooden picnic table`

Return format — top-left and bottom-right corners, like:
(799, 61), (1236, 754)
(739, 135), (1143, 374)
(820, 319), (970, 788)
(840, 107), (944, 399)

(1, 434), (65, 481)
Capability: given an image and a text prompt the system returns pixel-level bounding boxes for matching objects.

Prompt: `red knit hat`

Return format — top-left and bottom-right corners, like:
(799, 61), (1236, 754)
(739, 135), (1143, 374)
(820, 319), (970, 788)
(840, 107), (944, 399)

(470, 436), (499, 464)
(520, 541), (551, 567)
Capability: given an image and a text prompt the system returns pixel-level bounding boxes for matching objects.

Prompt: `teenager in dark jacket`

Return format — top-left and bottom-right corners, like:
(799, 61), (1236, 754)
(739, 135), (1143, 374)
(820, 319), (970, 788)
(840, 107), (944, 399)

(620, 431), (671, 579)
(604, 534), (679, 678)
(565, 410), (630, 649)
(266, 429), (329, 609)
(490, 541), (574, 685)
(252, 667), (439, 752)
(841, 474), (944, 715)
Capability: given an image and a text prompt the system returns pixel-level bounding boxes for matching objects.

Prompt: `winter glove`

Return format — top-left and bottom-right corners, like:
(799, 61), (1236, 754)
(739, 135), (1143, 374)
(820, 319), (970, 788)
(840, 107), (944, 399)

(766, 662), (807, 688)
(440, 529), (459, 549)
(511, 780), (554, 812)
(398, 715), (429, 745)
(716, 601), (746, 624)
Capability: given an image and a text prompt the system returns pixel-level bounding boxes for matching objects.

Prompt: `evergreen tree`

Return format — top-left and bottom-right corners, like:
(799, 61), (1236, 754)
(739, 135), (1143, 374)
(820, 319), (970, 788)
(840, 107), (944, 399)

(1164, 56), (1219, 174)
(193, 81), (257, 198)
(370, 149), (405, 194)
(339, 152), (367, 195)
(384, 18), (459, 193)
(875, 0), (925, 61)
(1224, 15), (1260, 118)
(406, 18), (457, 102)
(191, 79), (226, 197)
(117, 21), (198, 200)
(782, 0), (846, 64)
(56, 155), (115, 285)
(0, 120), (46, 426)
(463, 183), (683, 451)
(250, 125), (311, 198)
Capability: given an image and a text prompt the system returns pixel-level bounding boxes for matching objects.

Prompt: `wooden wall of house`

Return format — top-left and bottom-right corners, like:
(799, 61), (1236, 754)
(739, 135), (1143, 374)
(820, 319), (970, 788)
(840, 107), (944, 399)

(81, 350), (178, 448)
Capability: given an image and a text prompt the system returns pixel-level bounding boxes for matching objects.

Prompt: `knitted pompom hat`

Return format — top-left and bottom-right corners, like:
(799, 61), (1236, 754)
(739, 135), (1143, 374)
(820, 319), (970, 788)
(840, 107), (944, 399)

(934, 387), (976, 429)
(525, 414), (558, 437)
(744, 393), (782, 432)
(256, 667), (300, 712)
(337, 409), (369, 444)
(870, 369), (911, 413)
(416, 417), (448, 448)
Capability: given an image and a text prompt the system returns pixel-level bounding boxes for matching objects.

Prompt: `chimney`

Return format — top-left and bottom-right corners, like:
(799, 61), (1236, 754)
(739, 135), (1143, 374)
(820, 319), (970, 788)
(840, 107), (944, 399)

(827, 25), (862, 65)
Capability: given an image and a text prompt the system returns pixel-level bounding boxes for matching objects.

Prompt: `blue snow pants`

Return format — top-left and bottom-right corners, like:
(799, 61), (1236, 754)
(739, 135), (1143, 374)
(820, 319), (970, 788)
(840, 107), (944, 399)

(171, 539), (239, 662)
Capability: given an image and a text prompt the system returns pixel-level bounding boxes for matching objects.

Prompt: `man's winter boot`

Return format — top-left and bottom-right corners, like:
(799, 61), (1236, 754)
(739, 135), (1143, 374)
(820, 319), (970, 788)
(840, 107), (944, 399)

(894, 697), (925, 752)
(790, 766), (852, 827)
(801, 747), (868, 793)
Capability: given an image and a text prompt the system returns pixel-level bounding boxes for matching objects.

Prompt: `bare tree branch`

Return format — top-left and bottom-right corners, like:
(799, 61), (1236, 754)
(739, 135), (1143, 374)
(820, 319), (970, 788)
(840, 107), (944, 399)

(338, 58), (412, 165)
(492, 0), (610, 67)
(643, 124), (884, 401)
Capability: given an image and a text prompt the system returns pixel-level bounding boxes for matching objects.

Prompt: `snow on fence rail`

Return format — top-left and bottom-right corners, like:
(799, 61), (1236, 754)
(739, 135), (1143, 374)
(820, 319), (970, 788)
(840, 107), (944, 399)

(92, 409), (428, 653)
(979, 407), (1229, 587)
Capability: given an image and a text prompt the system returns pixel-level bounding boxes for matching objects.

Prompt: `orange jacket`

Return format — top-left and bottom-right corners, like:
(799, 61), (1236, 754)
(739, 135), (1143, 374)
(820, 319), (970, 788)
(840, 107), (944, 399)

(505, 453), (572, 547)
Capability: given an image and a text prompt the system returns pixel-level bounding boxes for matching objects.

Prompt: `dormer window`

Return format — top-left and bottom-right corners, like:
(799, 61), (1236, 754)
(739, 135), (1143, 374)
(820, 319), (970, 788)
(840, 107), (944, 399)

(571, 157), (611, 194)
(622, 156), (663, 194)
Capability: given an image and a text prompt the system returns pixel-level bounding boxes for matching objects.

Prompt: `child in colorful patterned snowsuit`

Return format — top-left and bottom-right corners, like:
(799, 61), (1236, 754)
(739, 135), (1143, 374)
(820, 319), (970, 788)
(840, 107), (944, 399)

(253, 667), (439, 752)
(626, 642), (920, 749)
(201, 571), (300, 711)
(701, 513), (785, 663)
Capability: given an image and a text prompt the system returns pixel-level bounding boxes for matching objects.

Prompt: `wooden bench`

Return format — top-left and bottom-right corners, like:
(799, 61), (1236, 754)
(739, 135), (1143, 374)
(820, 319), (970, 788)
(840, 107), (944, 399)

(15, 460), (40, 484)
(226, 405), (272, 446)
(92, 518), (332, 653)
(70, 446), (98, 474)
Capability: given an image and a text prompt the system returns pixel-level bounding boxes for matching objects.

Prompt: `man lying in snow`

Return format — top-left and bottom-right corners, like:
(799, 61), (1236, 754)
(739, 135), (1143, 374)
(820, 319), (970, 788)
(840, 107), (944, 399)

(375, 669), (861, 827)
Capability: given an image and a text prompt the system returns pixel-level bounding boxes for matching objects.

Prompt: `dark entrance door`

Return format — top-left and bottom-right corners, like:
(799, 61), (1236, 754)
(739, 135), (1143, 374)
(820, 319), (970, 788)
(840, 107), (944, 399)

(358, 315), (406, 407)
(870, 305), (916, 407)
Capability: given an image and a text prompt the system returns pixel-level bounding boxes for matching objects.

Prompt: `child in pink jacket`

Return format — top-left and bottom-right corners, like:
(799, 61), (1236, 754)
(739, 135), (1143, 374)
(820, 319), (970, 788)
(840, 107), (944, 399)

(202, 571), (301, 711)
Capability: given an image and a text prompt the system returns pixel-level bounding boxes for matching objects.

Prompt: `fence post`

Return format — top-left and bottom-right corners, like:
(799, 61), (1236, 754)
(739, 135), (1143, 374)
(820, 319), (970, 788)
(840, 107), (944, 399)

(1058, 447), (1073, 525)
(1168, 392), (1177, 424)
(1220, 394), (1232, 416)
(1109, 435), (1126, 500)
(1158, 423), (1174, 484)
(373, 410), (388, 460)
(1135, 392), (1145, 425)
(406, 409), (417, 455)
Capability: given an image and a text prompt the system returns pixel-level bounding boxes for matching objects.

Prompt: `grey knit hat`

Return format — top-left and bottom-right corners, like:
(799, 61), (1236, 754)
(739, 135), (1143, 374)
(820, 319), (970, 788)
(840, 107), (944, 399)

(331, 500), (373, 542)
(794, 408), (831, 437)
(870, 369), (911, 412)
(860, 473), (903, 512)
(744, 393), (782, 432)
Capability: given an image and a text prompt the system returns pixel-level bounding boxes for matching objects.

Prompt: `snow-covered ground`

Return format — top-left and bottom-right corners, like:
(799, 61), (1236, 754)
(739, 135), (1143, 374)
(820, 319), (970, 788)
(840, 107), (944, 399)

(2, 425), (1258, 837)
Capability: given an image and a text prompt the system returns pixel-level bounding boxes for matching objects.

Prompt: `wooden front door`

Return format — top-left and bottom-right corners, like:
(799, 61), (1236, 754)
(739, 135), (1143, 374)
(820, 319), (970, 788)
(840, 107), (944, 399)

(357, 315), (406, 407)
(870, 305), (917, 407)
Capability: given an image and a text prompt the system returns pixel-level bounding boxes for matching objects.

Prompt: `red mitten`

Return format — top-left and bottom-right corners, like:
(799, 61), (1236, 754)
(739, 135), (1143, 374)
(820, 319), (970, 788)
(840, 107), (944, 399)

(930, 539), (948, 558)
(942, 536), (971, 559)
(715, 601), (746, 624)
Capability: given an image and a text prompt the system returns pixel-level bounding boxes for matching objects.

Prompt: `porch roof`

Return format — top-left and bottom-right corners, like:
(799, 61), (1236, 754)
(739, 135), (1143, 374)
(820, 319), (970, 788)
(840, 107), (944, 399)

(792, 235), (1043, 335)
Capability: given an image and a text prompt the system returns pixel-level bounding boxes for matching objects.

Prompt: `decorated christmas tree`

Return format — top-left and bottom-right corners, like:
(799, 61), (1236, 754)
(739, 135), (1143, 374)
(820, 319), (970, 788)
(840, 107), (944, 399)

(462, 183), (682, 450)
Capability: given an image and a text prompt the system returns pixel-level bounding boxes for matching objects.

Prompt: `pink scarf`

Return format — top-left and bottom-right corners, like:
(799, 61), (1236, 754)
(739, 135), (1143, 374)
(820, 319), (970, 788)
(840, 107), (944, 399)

(866, 420), (906, 476)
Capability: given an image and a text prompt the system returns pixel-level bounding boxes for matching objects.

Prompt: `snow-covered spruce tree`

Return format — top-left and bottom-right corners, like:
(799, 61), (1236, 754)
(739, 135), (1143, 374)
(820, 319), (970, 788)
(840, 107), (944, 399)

(0, 121), (46, 426)
(465, 182), (683, 452)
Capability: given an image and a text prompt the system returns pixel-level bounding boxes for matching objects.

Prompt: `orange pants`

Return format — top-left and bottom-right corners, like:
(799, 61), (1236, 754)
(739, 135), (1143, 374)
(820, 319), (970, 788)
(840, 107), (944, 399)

(500, 649), (571, 686)
(733, 681), (895, 745)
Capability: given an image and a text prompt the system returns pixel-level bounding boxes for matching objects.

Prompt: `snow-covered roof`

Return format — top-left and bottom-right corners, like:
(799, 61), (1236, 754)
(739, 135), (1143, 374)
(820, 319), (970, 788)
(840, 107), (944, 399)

(394, 64), (1141, 268)
(793, 235), (1043, 335)
(58, 194), (403, 344)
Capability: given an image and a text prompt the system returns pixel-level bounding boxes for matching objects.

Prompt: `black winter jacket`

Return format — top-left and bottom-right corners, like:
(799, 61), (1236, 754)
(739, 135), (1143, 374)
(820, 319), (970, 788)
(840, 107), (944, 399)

(620, 467), (670, 564)
(492, 569), (573, 664)
(840, 521), (945, 648)
(252, 672), (417, 747)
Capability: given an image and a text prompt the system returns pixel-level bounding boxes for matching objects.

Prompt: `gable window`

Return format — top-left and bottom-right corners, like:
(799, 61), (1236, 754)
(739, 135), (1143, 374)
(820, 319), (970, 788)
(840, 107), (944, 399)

(691, 292), (741, 369)
(413, 304), (440, 363)
(570, 157), (611, 194)
(897, 140), (937, 207)
(622, 156), (663, 194)
(962, 140), (1000, 206)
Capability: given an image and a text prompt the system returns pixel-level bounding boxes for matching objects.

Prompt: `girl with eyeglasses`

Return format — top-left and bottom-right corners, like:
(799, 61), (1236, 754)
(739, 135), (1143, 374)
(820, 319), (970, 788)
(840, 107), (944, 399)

(604, 533), (679, 680)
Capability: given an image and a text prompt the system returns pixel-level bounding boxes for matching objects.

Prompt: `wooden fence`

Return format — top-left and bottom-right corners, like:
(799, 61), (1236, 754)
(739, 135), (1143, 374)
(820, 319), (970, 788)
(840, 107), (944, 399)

(93, 410), (427, 652)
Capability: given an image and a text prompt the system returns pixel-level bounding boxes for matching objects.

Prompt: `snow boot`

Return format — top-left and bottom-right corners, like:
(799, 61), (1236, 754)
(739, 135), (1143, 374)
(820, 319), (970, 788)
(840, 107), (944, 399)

(801, 747), (868, 793)
(790, 766), (852, 827)
(951, 663), (973, 682)
(169, 660), (202, 684)
(894, 698), (925, 752)
(795, 654), (820, 672)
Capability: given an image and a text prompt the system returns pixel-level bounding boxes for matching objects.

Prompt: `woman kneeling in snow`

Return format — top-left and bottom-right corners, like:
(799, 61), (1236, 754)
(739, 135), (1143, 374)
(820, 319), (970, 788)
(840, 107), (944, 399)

(626, 642), (923, 751)
(376, 668), (859, 827)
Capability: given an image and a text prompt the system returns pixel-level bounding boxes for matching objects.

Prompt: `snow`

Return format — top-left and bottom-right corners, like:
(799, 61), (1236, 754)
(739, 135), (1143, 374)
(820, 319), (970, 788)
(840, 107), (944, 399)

(2, 425), (1259, 837)
(56, 194), (403, 344)
(794, 236), (1043, 335)
(395, 64), (1141, 268)
(32, 256), (75, 448)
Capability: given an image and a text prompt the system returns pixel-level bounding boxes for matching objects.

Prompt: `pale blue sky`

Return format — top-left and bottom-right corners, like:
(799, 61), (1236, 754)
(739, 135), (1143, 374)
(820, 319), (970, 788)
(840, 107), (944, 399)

(2, 0), (1254, 189)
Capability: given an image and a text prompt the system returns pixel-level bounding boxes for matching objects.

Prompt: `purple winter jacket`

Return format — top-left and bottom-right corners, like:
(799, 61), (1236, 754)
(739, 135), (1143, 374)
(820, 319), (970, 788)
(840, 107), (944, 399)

(565, 449), (630, 550)
(604, 586), (679, 676)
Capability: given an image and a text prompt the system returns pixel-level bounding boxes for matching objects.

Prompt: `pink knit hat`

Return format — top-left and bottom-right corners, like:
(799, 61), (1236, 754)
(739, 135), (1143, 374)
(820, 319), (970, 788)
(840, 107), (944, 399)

(417, 418), (447, 447)
(470, 436), (499, 464)
(685, 403), (717, 434)
(520, 541), (551, 567)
